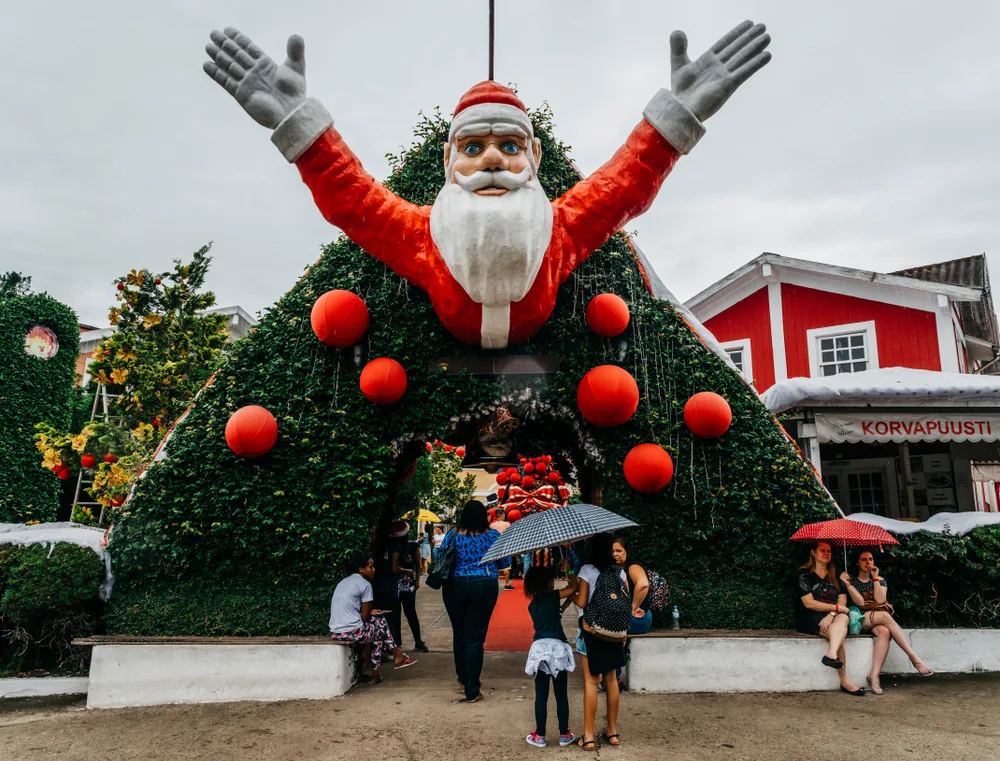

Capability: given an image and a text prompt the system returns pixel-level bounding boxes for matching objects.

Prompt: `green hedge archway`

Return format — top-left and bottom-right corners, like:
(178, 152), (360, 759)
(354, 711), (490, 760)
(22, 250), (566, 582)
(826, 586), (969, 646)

(107, 107), (837, 635)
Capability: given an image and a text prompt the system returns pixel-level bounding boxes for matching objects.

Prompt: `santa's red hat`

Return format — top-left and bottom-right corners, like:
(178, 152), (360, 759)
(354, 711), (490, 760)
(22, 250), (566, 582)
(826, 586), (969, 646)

(449, 80), (533, 142)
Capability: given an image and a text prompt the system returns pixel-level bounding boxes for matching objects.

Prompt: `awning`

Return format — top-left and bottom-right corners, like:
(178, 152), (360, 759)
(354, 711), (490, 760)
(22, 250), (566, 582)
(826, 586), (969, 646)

(815, 411), (1000, 443)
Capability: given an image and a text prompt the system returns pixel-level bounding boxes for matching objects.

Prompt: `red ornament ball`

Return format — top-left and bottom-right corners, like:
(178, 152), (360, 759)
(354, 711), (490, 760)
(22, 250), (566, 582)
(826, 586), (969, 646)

(534, 462), (547, 475)
(360, 358), (407, 404)
(116, 283), (125, 291)
(310, 290), (370, 347)
(546, 471), (560, 484)
(523, 462), (535, 474)
(103, 453), (117, 464)
(112, 496), (126, 507)
(519, 457), (527, 464)
(58, 468), (71, 480)
(624, 443), (674, 493)
(684, 392), (733, 438)
(510, 473), (522, 485)
(154, 278), (161, 285)
(456, 447), (466, 458)
(496, 472), (509, 486)
(521, 475), (535, 489)
(225, 405), (278, 458)
(543, 455), (552, 464)
(586, 293), (630, 337)
(444, 445), (454, 453)
(577, 365), (639, 427)
(80, 454), (97, 469)
(507, 509), (523, 522)
(425, 442), (433, 452)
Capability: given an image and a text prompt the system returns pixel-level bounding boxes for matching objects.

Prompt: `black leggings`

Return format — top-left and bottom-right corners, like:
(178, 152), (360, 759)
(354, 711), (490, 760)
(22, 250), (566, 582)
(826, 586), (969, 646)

(399, 591), (422, 644)
(534, 671), (569, 737)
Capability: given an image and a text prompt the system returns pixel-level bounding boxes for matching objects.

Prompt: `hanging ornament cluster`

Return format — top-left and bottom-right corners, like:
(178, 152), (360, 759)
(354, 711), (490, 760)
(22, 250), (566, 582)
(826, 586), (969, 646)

(577, 365), (639, 427)
(425, 440), (467, 458)
(494, 454), (568, 521)
(586, 293), (630, 337)
(684, 391), (732, 438)
(225, 405), (278, 458)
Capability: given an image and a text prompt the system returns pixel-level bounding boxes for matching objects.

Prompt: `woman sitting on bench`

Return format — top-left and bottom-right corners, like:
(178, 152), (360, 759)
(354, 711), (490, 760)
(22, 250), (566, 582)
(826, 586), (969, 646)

(840, 550), (933, 694)
(795, 541), (866, 696)
(329, 550), (416, 684)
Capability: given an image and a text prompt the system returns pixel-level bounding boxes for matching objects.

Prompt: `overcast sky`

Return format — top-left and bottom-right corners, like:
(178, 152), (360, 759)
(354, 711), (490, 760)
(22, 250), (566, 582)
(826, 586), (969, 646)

(2, 1), (997, 327)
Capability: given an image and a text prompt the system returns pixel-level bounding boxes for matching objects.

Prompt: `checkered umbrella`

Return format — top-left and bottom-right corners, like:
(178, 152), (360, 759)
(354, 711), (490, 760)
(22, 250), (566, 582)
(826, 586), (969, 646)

(480, 503), (637, 564)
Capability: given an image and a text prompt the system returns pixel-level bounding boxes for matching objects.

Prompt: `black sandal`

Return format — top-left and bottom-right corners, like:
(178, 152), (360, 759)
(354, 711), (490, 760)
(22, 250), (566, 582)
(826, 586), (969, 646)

(840, 685), (866, 696)
(577, 738), (597, 751)
(601, 730), (621, 746)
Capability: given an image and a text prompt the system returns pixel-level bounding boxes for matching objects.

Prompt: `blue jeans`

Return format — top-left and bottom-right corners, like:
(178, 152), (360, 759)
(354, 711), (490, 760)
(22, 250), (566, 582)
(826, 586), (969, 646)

(521, 553), (532, 574)
(443, 576), (499, 700)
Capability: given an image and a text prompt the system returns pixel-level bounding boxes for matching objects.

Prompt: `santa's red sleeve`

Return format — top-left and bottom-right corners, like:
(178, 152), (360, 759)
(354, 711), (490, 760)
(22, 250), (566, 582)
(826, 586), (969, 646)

(270, 98), (432, 290)
(551, 88), (706, 282)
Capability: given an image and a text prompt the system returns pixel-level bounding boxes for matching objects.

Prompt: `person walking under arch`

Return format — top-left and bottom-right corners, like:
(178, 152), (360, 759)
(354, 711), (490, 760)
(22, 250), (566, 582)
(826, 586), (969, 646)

(441, 500), (502, 703)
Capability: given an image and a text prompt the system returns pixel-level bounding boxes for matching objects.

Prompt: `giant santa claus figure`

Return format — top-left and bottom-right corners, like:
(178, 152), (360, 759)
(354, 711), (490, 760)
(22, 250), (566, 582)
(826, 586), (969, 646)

(204, 21), (771, 349)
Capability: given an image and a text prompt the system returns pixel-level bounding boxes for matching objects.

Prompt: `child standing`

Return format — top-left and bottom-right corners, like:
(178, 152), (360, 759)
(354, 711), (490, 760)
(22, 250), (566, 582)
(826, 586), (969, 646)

(523, 563), (579, 748)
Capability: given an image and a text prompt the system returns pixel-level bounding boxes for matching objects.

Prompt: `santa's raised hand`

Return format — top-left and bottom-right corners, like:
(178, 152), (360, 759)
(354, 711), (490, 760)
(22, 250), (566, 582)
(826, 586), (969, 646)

(203, 27), (307, 130)
(670, 20), (772, 123)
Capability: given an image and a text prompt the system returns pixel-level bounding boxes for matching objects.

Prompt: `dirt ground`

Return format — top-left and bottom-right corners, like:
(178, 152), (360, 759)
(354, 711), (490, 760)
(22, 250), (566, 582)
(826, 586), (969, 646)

(2, 653), (999, 761)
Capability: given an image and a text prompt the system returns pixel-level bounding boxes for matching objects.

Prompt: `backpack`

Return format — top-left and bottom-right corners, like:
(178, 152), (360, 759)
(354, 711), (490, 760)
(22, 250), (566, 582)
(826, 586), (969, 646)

(583, 568), (632, 642)
(644, 569), (671, 612)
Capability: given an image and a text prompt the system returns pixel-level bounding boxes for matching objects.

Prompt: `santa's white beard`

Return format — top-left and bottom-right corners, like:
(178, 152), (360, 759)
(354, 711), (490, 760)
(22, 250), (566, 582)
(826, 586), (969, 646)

(429, 173), (554, 311)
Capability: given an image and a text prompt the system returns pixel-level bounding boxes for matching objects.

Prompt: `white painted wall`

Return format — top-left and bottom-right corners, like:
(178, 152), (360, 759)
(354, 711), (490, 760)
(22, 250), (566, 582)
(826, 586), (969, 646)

(628, 636), (872, 694)
(880, 629), (1000, 674)
(0, 677), (88, 699)
(86, 643), (353, 709)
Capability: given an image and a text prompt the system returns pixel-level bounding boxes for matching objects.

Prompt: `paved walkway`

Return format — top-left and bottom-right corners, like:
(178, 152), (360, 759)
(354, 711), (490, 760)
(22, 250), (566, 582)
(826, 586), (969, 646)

(3, 659), (998, 760)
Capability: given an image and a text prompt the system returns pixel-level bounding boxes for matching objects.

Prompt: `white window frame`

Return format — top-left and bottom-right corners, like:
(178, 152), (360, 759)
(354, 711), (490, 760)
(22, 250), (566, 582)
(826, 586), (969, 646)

(722, 338), (753, 383)
(806, 320), (879, 379)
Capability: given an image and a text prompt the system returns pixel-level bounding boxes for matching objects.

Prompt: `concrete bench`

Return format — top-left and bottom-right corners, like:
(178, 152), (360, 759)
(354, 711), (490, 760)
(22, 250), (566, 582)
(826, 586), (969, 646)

(626, 628), (1000, 694)
(73, 636), (356, 709)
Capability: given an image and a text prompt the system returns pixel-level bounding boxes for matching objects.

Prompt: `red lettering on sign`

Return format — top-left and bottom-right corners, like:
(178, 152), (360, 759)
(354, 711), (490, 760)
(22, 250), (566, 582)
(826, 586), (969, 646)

(862, 421), (873, 435)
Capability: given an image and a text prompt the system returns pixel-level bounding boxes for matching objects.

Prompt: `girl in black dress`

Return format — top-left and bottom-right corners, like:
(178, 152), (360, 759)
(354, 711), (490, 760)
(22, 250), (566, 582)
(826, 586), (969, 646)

(795, 541), (865, 696)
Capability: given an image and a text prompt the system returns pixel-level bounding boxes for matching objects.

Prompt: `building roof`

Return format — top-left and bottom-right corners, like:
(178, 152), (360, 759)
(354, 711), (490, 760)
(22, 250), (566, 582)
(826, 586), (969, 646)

(891, 254), (987, 289)
(685, 252), (983, 315)
(892, 254), (998, 347)
(761, 367), (1000, 413)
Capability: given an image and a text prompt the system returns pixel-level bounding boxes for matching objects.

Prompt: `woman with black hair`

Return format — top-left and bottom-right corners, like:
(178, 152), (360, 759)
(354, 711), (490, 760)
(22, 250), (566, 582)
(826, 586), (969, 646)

(441, 500), (502, 703)
(329, 550), (416, 684)
(572, 534), (629, 750)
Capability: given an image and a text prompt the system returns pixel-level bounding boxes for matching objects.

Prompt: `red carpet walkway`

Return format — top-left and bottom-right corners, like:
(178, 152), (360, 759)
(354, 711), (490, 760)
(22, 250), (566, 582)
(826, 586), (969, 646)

(484, 579), (535, 652)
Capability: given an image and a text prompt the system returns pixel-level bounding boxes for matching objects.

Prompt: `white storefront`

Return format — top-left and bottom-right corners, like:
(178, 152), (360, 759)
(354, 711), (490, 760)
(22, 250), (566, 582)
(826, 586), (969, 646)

(763, 369), (1000, 519)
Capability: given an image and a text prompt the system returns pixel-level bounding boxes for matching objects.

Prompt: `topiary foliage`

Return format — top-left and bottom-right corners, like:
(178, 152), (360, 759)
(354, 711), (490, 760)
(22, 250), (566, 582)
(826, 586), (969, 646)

(107, 106), (837, 634)
(0, 295), (79, 523)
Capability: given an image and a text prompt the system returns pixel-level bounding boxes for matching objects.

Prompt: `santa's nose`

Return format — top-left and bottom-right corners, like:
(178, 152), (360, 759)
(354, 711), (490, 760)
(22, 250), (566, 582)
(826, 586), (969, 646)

(477, 144), (508, 170)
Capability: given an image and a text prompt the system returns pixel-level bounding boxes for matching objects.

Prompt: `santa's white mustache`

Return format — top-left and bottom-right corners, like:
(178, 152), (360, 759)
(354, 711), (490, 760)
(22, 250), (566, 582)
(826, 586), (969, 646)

(454, 167), (532, 192)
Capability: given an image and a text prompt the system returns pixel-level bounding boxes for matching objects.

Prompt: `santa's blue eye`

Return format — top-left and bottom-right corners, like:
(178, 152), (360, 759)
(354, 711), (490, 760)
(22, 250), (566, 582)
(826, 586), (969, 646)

(501, 142), (520, 154)
(463, 144), (482, 156)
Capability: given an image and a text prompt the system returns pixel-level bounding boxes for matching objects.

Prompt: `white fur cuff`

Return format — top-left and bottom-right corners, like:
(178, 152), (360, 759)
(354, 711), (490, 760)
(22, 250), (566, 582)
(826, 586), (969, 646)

(271, 98), (334, 163)
(642, 89), (705, 155)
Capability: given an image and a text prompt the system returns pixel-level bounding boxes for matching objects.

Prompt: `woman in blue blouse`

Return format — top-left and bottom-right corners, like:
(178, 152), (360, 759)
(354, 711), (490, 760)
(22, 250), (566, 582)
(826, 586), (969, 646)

(441, 500), (502, 703)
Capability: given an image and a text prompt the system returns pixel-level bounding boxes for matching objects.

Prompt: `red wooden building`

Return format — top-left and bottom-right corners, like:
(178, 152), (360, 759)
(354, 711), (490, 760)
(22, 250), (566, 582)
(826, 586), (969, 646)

(685, 253), (1000, 519)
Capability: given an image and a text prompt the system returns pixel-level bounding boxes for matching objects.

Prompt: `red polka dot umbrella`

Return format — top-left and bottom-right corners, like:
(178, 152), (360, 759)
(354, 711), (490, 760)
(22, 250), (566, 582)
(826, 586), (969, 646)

(790, 518), (899, 566)
(790, 519), (899, 547)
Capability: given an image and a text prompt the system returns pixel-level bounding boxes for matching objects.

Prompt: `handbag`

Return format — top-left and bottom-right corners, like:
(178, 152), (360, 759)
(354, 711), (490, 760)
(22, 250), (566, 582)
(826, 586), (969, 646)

(425, 530), (456, 590)
(644, 569), (671, 612)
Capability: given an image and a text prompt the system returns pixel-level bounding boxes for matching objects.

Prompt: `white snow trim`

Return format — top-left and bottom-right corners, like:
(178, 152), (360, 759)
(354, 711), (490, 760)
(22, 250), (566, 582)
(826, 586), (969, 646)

(848, 511), (1000, 537)
(642, 89), (706, 155)
(271, 98), (334, 163)
(762, 367), (1000, 414)
(0, 522), (114, 600)
(480, 305), (510, 349)
(449, 103), (533, 141)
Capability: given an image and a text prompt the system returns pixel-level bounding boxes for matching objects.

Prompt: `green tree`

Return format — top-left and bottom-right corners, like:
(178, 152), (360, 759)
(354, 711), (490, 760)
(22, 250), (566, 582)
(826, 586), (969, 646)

(422, 444), (476, 521)
(34, 246), (229, 517)
(0, 271), (34, 300)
